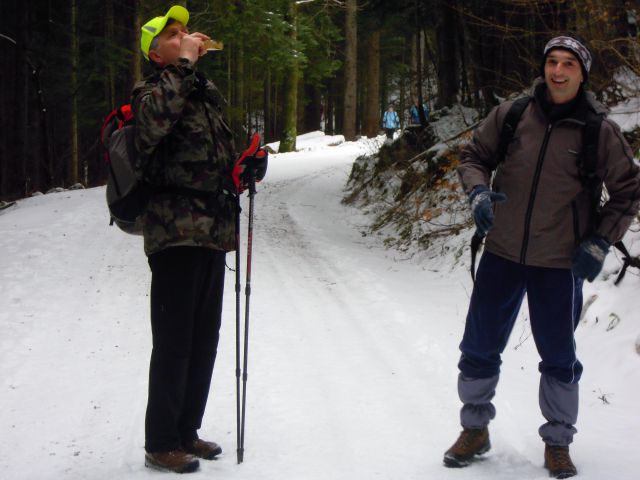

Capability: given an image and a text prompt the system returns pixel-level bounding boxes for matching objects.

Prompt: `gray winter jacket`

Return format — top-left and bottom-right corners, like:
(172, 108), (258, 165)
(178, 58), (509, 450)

(458, 83), (640, 268)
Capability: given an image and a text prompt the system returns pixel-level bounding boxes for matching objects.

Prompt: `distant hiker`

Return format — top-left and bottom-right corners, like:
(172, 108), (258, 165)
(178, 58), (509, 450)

(444, 35), (640, 478)
(382, 104), (400, 140)
(409, 99), (429, 126)
(132, 5), (265, 474)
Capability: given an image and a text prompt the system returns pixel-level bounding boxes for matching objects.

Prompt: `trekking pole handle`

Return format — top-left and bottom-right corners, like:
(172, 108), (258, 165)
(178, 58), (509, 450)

(246, 170), (257, 196)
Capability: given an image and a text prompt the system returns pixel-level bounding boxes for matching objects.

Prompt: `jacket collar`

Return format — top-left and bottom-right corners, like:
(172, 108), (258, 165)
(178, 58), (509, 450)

(529, 77), (607, 123)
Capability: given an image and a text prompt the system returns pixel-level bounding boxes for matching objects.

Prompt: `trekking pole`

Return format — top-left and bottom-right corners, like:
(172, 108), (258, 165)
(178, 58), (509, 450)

(234, 194), (242, 465)
(470, 229), (485, 282)
(238, 171), (257, 464)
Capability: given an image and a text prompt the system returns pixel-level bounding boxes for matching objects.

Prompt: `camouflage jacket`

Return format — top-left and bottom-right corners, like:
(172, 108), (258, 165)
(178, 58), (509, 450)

(131, 58), (236, 256)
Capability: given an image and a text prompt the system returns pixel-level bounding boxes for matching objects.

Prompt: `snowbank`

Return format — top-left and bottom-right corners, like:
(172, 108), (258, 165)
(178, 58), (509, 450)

(265, 130), (345, 153)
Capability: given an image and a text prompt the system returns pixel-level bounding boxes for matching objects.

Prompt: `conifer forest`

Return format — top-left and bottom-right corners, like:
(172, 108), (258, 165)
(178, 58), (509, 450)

(1, 0), (638, 201)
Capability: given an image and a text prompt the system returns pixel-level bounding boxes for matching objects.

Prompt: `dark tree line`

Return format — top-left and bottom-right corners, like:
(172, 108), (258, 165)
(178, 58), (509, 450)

(1, 0), (637, 201)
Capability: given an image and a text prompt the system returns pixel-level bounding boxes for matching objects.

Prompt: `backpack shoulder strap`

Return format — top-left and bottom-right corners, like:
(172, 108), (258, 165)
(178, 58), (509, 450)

(469, 96), (532, 280)
(101, 104), (135, 148)
(496, 96), (532, 166)
(101, 108), (120, 147)
(579, 110), (604, 191)
(579, 109), (605, 228)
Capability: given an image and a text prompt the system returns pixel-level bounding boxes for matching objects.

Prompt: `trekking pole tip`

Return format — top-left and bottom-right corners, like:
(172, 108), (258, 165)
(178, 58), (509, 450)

(237, 448), (244, 464)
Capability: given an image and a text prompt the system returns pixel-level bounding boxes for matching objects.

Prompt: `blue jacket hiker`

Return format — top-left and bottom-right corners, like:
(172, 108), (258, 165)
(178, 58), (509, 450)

(382, 105), (400, 139)
(409, 101), (429, 125)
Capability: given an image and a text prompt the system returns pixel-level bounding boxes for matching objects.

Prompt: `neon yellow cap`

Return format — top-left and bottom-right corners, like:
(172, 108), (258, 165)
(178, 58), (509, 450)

(140, 5), (189, 60)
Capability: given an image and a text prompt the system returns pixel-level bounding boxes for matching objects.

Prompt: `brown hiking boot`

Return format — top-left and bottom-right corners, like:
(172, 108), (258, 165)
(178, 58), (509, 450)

(443, 427), (491, 468)
(182, 439), (222, 460)
(544, 444), (577, 479)
(144, 450), (200, 473)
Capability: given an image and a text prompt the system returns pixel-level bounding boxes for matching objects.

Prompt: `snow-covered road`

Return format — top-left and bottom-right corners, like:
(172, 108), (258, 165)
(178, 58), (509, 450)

(1, 137), (638, 479)
(229, 145), (466, 480)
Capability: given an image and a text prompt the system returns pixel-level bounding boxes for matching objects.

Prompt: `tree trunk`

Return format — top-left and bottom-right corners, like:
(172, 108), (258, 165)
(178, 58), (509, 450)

(435, 0), (459, 108)
(325, 78), (335, 135)
(613, 0), (630, 56)
(279, 1), (298, 153)
(478, 2), (499, 110)
(32, 66), (52, 191)
(461, 1), (498, 113)
(273, 84), (280, 142)
(415, 26), (427, 125)
(460, 5), (479, 107)
(227, 43), (232, 126)
(232, 40), (245, 147)
(410, 31), (418, 102)
(70, 0), (79, 185)
(458, 24), (471, 105)
(343, 0), (358, 140)
(499, 3), (530, 93)
(231, 1), (246, 148)
(303, 84), (322, 133)
(363, 29), (381, 138)
(131, 0), (142, 86)
(399, 36), (406, 127)
(247, 63), (253, 136)
(0, 46), (6, 197)
(334, 72), (344, 134)
(105, 0), (115, 110)
(263, 68), (272, 142)
(16, 1), (30, 195)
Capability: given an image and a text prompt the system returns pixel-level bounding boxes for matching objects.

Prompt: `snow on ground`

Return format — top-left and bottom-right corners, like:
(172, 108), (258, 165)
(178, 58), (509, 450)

(429, 105), (480, 141)
(265, 130), (346, 153)
(1, 134), (639, 480)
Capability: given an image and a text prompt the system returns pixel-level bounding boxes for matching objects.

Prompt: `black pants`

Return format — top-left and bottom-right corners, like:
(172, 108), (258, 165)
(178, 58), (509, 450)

(384, 128), (395, 139)
(145, 246), (226, 453)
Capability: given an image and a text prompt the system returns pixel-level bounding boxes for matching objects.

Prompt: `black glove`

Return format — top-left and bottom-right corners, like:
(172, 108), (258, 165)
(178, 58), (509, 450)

(232, 133), (268, 193)
(242, 150), (268, 182)
(571, 235), (610, 281)
(469, 185), (507, 235)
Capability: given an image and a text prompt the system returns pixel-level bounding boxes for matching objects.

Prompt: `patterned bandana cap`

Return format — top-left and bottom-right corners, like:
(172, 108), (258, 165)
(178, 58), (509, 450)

(543, 36), (592, 73)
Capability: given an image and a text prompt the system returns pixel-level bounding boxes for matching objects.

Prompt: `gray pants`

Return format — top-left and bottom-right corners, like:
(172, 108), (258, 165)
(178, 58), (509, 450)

(458, 373), (578, 446)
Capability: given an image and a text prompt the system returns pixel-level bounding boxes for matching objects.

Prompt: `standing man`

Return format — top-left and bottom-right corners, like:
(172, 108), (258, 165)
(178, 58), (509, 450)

(444, 36), (640, 478)
(382, 104), (400, 140)
(132, 5), (264, 474)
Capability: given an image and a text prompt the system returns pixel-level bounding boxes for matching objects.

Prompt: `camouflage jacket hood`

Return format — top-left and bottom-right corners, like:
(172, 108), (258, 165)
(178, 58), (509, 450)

(132, 58), (237, 256)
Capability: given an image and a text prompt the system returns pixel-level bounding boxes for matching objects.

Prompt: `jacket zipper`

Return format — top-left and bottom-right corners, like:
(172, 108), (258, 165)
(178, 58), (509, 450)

(519, 123), (553, 264)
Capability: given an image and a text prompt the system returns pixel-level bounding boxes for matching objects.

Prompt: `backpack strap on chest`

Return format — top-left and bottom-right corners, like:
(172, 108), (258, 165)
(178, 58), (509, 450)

(495, 96), (532, 166)
(470, 96), (532, 281)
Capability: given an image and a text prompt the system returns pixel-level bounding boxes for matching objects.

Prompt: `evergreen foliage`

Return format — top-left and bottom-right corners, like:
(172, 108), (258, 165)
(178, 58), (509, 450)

(0, 0), (638, 200)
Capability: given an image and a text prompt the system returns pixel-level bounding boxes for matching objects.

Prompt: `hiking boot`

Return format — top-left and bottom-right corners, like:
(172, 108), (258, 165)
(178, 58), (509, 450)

(144, 450), (200, 473)
(443, 427), (491, 468)
(544, 444), (577, 479)
(182, 439), (222, 460)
